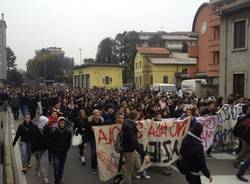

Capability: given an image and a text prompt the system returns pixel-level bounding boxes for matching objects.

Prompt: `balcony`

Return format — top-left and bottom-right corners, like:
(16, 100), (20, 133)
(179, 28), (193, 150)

(188, 46), (198, 58)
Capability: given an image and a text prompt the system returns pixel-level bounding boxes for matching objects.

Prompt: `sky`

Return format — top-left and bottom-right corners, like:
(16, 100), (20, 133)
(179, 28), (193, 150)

(1, 0), (207, 70)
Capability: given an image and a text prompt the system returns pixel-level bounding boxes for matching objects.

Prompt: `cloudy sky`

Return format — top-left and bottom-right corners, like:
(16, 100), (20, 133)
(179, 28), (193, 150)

(1, 0), (207, 69)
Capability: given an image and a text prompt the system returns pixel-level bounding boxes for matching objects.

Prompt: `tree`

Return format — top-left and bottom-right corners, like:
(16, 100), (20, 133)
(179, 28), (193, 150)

(83, 58), (95, 64)
(7, 69), (23, 85)
(148, 34), (164, 47)
(6, 47), (23, 85)
(114, 31), (141, 83)
(95, 37), (118, 63)
(6, 47), (17, 71)
(26, 51), (74, 83)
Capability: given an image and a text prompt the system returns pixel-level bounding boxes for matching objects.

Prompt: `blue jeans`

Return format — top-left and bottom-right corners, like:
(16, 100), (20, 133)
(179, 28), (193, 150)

(52, 152), (67, 184)
(20, 105), (28, 117)
(20, 141), (32, 167)
(90, 139), (97, 169)
(238, 156), (250, 176)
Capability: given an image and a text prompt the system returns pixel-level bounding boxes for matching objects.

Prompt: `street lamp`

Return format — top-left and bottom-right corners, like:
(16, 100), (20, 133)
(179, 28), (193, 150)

(79, 48), (82, 65)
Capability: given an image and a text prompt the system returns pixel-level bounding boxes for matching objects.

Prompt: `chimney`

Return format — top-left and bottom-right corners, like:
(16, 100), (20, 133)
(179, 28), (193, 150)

(1, 13), (4, 20)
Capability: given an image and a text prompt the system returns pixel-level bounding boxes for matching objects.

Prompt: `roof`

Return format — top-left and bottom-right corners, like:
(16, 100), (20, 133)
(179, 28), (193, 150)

(74, 63), (124, 69)
(149, 53), (197, 65)
(192, 3), (210, 32)
(139, 31), (196, 41)
(161, 35), (196, 41)
(136, 47), (170, 55)
(220, 0), (250, 14)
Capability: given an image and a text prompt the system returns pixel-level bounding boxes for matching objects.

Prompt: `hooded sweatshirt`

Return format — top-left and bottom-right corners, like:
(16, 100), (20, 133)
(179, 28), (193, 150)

(48, 117), (72, 153)
(38, 116), (49, 132)
(180, 132), (210, 177)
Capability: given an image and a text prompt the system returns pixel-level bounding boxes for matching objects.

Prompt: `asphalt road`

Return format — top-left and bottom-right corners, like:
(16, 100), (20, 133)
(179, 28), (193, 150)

(24, 140), (250, 184)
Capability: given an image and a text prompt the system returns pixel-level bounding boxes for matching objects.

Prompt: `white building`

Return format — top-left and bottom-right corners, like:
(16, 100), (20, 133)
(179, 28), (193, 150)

(0, 13), (7, 87)
(139, 31), (197, 52)
(35, 47), (65, 57)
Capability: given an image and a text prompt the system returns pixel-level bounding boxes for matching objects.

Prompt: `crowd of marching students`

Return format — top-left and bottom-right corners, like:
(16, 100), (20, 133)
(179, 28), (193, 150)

(1, 87), (250, 184)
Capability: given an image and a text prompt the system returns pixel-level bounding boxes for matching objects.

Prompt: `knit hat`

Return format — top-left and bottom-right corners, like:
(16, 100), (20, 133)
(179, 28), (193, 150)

(57, 116), (67, 124)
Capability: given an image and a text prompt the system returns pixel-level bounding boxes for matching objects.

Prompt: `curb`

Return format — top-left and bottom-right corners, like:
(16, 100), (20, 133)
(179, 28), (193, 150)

(7, 108), (28, 184)
(4, 108), (14, 184)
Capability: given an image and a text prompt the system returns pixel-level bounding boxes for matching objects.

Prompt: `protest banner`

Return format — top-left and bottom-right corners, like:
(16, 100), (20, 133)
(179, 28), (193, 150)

(93, 118), (190, 181)
(196, 116), (219, 151)
(214, 104), (243, 151)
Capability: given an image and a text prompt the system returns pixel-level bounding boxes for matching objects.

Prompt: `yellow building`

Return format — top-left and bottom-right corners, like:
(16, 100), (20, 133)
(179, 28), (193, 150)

(134, 47), (197, 89)
(73, 63), (123, 89)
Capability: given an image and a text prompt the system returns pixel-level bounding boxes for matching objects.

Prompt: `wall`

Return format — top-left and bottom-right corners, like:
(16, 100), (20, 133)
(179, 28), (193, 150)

(73, 66), (123, 89)
(152, 64), (187, 85)
(219, 10), (250, 98)
(0, 20), (7, 81)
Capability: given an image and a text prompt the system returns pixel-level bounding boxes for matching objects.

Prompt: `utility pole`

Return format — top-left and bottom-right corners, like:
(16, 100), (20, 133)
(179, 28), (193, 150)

(79, 48), (82, 65)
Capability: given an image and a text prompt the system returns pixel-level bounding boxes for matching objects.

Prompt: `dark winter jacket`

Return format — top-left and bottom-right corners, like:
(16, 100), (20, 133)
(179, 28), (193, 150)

(48, 126), (72, 154)
(122, 119), (147, 157)
(13, 121), (40, 152)
(103, 112), (116, 124)
(11, 97), (20, 109)
(88, 115), (105, 141)
(180, 132), (210, 178)
(74, 117), (91, 143)
(20, 95), (28, 106)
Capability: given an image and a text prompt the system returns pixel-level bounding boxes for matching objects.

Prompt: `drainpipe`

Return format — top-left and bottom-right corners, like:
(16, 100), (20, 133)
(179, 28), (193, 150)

(220, 10), (228, 101)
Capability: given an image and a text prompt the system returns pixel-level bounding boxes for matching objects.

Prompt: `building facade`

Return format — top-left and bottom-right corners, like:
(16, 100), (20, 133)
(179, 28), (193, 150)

(187, 3), (220, 95)
(35, 47), (65, 57)
(134, 47), (197, 89)
(139, 31), (197, 52)
(218, 0), (250, 98)
(0, 14), (7, 87)
(73, 64), (123, 89)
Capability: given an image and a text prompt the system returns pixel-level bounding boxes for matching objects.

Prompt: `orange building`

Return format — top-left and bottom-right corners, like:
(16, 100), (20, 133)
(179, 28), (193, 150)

(188, 3), (220, 95)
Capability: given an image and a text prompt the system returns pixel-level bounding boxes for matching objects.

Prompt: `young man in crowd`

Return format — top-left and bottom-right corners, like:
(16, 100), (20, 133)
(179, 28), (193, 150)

(13, 113), (40, 173)
(122, 110), (150, 184)
(179, 123), (213, 184)
(48, 117), (72, 184)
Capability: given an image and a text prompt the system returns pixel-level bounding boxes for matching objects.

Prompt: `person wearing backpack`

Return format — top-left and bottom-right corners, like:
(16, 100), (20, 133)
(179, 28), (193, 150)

(35, 116), (50, 184)
(122, 110), (150, 184)
(234, 104), (250, 168)
(179, 123), (212, 184)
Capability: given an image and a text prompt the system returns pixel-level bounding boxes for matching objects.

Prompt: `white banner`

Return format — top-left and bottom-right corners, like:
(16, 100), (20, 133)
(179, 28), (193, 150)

(93, 118), (191, 181)
(196, 116), (219, 151)
(214, 104), (243, 150)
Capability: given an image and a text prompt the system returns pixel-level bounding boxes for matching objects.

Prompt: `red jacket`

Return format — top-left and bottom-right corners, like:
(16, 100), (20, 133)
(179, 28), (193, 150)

(47, 116), (58, 128)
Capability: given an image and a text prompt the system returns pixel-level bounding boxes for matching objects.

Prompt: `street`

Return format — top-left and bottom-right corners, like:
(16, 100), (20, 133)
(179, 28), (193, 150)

(24, 146), (250, 184)
(7, 115), (249, 184)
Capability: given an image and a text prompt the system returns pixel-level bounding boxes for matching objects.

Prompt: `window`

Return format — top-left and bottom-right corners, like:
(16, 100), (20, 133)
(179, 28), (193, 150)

(105, 76), (109, 85)
(150, 76), (153, 84)
(213, 52), (219, 65)
(233, 73), (245, 98)
(163, 76), (168, 83)
(234, 20), (247, 49)
(110, 78), (112, 83)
